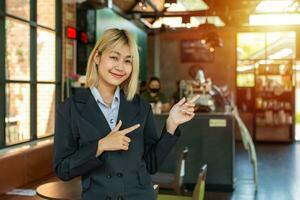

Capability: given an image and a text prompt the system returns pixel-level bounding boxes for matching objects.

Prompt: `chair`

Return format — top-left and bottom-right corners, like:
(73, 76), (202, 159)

(153, 184), (159, 200)
(151, 147), (188, 195)
(157, 164), (207, 200)
(232, 105), (258, 191)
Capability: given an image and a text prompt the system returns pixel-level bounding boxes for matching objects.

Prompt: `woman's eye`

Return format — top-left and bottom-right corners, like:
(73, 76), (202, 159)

(125, 60), (132, 64)
(110, 56), (118, 61)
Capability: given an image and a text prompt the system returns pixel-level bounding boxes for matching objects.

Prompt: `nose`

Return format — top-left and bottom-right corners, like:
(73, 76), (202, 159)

(114, 60), (125, 71)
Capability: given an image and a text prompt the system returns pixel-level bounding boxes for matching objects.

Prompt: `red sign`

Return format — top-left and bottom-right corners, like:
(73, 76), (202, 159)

(67, 27), (76, 39)
(81, 32), (88, 44)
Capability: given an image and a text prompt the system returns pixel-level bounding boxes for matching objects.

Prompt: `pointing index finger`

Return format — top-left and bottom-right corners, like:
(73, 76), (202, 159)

(188, 95), (200, 104)
(119, 124), (140, 135)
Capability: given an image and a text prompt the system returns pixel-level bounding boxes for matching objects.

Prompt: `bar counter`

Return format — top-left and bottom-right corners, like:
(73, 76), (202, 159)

(154, 113), (235, 191)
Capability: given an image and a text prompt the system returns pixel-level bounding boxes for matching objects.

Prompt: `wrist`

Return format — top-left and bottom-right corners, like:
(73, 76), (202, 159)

(96, 139), (105, 157)
(166, 117), (178, 134)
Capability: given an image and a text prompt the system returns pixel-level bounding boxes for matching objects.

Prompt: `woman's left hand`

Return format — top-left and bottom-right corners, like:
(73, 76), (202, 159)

(166, 95), (200, 134)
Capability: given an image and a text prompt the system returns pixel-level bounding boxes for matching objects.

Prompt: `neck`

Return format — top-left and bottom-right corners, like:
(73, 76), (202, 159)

(150, 92), (157, 97)
(97, 82), (116, 105)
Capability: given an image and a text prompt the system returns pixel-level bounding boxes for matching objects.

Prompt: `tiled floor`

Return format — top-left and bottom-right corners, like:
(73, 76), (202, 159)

(1, 142), (300, 200)
(220, 142), (300, 200)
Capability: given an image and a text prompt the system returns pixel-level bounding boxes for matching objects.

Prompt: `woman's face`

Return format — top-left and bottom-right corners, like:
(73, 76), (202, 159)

(95, 44), (133, 88)
(149, 80), (160, 93)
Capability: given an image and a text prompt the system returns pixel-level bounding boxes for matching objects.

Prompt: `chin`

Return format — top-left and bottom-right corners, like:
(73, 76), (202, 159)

(107, 79), (126, 87)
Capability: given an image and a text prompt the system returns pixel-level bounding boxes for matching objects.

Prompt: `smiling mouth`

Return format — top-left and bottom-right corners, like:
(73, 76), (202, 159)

(110, 71), (125, 79)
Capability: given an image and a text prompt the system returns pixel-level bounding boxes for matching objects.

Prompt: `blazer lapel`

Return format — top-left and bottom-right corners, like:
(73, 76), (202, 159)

(80, 89), (111, 137)
(117, 91), (140, 129)
(76, 89), (139, 138)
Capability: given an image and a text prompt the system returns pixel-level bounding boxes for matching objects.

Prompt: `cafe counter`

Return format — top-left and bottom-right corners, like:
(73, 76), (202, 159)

(154, 113), (235, 191)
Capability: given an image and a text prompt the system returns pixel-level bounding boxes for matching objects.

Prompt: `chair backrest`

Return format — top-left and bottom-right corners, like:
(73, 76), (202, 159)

(175, 147), (189, 186)
(153, 184), (159, 200)
(192, 164), (207, 200)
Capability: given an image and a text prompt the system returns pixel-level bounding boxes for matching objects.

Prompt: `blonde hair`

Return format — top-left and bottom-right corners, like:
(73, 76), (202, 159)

(85, 28), (139, 101)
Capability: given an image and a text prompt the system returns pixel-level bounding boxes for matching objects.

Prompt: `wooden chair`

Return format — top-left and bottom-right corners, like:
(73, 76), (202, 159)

(151, 147), (189, 195)
(157, 164), (207, 200)
(154, 184), (159, 200)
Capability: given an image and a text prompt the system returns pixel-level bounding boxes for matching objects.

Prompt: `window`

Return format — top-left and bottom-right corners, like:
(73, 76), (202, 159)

(5, 17), (30, 81)
(236, 32), (295, 87)
(0, 0), (61, 148)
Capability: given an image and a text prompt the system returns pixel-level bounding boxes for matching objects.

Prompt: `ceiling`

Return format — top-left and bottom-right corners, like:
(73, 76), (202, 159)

(77, 0), (277, 30)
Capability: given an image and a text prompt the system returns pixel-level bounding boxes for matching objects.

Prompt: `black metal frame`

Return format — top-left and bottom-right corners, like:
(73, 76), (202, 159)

(0, 0), (62, 149)
(0, 0), (6, 148)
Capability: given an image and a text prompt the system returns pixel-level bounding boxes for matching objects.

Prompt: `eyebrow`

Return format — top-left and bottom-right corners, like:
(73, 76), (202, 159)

(111, 51), (132, 58)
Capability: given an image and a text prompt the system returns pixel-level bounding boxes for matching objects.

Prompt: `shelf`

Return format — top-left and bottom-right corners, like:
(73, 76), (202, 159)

(256, 73), (292, 76)
(236, 60), (294, 142)
(255, 90), (293, 93)
(256, 122), (293, 126)
(255, 109), (292, 112)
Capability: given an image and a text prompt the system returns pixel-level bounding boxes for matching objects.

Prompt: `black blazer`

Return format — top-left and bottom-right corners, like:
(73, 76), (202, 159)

(54, 88), (180, 200)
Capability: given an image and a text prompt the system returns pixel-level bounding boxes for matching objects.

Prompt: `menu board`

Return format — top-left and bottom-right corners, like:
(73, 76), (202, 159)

(180, 40), (214, 62)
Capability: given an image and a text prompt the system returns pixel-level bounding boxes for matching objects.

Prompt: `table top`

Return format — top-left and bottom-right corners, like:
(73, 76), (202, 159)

(36, 178), (81, 200)
(36, 178), (159, 199)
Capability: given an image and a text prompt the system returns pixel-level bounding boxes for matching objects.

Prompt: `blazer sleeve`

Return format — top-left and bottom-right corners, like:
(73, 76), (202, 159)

(143, 105), (181, 174)
(53, 102), (104, 181)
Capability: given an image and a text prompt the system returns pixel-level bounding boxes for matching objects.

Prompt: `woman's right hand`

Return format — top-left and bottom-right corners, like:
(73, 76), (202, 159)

(96, 120), (140, 156)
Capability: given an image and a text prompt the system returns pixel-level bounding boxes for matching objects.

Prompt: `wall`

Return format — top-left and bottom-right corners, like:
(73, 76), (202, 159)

(148, 27), (237, 100)
(96, 8), (148, 81)
(62, 0), (77, 99)
(0, 141), (53, 195)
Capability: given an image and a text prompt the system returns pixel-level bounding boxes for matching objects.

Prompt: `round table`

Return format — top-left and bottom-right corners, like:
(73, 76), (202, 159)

(36, 178), (81, 200)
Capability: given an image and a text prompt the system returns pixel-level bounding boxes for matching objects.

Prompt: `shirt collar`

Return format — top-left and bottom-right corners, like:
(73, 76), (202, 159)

(90, 86), (120, 108)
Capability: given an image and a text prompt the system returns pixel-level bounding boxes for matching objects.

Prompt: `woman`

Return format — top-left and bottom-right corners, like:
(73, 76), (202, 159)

(141, 76), (170, 113)
(54, 28), (199, 200)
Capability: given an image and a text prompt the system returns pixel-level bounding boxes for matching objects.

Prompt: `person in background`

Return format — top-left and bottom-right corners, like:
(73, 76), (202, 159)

(142, 76), (170, 113)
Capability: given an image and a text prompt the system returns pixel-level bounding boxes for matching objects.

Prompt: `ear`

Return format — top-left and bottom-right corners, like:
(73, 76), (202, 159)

(93, 52), (100, 65)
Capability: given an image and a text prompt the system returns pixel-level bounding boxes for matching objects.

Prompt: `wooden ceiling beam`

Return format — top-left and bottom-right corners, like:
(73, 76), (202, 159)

(131, 10), (217, 18)
(145, 0), (159, 13)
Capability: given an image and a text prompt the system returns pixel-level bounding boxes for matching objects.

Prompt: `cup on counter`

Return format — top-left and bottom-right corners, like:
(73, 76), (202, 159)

(155, 102), (162, 114)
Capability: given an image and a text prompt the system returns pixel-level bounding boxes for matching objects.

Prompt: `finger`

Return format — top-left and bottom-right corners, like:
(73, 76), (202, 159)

(183, 108), (195, 113)
(184, 102), (195, 107)
(112, 120), (122, 132)
(176, 97), (186, 106)
(122, 141), (129, 147)
(181, 103), (195, 110)
(119, 124), (140, 135)
(121, 143), (129, 150)
(123, 136), (131, 143)
(181, 110), (194, 116)
(188, 95), (200, 104)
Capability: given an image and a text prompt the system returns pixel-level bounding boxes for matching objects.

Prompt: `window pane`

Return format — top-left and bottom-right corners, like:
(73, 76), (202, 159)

(5, 84), (30, 145)
(37, 84), (55, 138)
(6, 17), (30, 81)
(37, 28), (56, 81)
(236, 60), (255, 87)
(6, 0), (30, 20)
(237, 32), (266, 60)
(267, 32), (295, 59)
(37, 0), (55, 29)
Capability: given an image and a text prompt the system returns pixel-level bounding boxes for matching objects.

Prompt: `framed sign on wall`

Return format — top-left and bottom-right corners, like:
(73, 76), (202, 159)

(180, 40), (214, 62)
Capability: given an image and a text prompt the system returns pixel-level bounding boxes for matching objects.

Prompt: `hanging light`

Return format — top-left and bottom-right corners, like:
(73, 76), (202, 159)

(182, 16), (190, 24)
(198, 17), (223, 48)
(164, 0), (177, 8)
(138, 0), (147, 10)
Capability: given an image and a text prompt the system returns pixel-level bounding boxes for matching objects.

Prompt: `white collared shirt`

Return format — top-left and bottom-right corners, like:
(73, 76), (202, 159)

(90, 86), (120, 130)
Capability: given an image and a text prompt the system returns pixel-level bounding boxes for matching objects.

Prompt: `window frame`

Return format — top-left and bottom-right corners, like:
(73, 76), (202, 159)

(0, 0), (62, 148)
